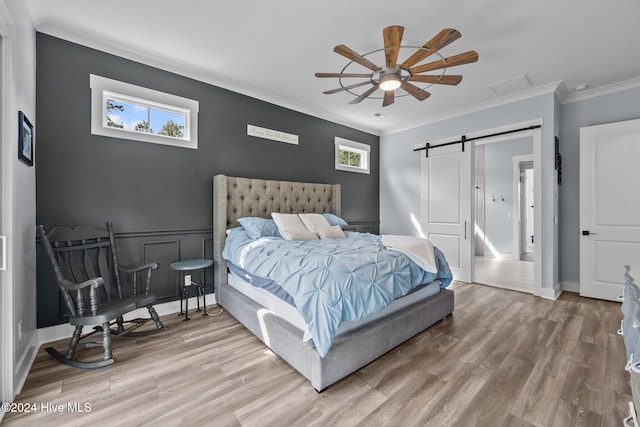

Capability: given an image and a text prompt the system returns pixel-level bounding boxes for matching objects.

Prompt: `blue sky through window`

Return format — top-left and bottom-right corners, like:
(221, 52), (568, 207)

(107, 98), (185, 137)
(151, 109), (185, 133)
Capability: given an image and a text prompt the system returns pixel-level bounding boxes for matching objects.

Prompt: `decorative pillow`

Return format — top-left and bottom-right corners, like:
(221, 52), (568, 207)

(316, 225), (346, 239)
(237, 217), (280, 239)
(298, 213), (331, 233)
(279, 229), (319, 241)
(271, 213), (311, 240)
(323, 213), (349, 228)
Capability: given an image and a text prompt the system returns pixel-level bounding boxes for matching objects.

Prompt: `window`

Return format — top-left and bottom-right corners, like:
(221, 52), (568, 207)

(90, 75), (199, 149)
(335, 137), (370, 174)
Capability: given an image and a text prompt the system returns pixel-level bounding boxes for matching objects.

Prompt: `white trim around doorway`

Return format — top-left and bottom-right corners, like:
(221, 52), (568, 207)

(512, 154), (534, 261)
(416, 119), (545, 297)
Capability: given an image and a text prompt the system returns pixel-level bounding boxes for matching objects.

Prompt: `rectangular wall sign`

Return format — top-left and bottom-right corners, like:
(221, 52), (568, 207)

(247, 124), (299, 145)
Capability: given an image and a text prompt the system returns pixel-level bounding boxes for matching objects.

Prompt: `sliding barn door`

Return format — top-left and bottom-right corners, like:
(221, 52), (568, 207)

(421, 143), (472, 283)
(580, 119), (640, 301)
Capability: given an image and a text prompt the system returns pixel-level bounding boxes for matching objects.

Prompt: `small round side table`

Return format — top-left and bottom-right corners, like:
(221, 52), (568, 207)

(170, 258), (213, 321)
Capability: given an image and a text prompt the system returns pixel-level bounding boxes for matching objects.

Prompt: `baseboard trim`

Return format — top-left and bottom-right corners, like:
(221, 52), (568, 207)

(562, 281), (580, 293)
(38, 292), (217, 345)
(13, 334), (39, 397)
(537, 284), (562, 300)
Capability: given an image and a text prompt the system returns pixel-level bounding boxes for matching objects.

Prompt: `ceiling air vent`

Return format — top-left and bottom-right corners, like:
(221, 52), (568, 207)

(489, 74), (533, 95)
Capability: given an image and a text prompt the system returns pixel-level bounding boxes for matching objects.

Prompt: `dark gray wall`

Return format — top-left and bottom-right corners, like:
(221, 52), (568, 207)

(35, 33), (379, 327)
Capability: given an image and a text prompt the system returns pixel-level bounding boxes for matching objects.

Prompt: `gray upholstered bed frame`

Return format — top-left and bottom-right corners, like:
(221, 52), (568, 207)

(213, 174), (454, 391)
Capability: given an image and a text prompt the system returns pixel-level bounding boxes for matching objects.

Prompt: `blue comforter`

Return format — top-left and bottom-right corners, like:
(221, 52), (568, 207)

(222, 228), (452, 357)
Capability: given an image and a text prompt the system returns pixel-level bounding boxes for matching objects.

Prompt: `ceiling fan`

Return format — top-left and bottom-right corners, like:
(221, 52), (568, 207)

(315, 26), (478, 107)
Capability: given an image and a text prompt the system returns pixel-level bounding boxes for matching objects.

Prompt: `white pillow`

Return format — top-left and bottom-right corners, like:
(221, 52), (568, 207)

(316, 225), (345, 239)
(271, 213), (314, 240)
(298, 213), (331, 233)
(271, 213), (308, 232)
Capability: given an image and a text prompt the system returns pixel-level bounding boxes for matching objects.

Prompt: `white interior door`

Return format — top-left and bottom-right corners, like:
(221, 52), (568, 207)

(421, 143), (472, 283)
(580, 118), (640, 301)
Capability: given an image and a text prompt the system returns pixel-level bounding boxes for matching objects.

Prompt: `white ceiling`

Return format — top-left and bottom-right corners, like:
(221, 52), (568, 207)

(25, 0), (640, 135)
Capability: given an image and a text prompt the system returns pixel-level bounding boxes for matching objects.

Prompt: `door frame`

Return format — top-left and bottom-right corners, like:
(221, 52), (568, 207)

(513, 155), (534, 260)
(0, 4), (14, 408)
(418, 119), (543, 296)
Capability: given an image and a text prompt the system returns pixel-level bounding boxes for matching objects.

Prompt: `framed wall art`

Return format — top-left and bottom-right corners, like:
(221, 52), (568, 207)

(18, 111), (34, 166)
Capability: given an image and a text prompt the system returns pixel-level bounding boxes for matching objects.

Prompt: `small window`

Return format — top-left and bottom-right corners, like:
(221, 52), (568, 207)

(90, 75), (199, 149)
(335, 137), (370, 174)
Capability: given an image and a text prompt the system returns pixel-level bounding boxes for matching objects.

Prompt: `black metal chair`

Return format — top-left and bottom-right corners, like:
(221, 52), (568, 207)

(38, 222), (166, 368)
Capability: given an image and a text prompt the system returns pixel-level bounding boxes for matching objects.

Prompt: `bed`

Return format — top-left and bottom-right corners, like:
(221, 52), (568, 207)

(213, 174), (454, 391)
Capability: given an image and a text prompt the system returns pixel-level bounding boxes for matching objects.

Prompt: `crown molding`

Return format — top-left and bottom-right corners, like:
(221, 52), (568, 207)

(559, 76), (640, 104)
(382, 81), (562, 136)
(380, 75), (640, 136)
(34, 23), (381, 136)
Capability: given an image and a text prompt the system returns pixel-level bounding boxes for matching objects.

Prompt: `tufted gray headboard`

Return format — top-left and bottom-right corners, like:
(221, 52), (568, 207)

(212, 174), (341, 298)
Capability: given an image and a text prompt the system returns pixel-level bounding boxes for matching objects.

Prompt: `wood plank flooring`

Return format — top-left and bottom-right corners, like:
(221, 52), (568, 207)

(474, 256), (534, 294)
(2, 282), (631, 426)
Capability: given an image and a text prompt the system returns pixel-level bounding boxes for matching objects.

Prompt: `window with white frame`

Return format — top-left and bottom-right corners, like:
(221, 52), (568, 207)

(335, 137), (370, 174)
(90, 74), (199, 149)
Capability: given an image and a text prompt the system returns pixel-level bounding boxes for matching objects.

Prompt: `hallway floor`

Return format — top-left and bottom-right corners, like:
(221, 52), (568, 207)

(474, 255), (534, 293)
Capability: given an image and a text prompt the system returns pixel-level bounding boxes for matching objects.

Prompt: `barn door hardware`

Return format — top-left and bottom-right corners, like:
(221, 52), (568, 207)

(413, 125), (542, 158)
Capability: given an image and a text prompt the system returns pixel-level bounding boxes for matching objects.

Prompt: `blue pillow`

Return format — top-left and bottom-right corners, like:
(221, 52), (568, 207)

(237, 217), (281, 239)
(323, 213), (348, 228)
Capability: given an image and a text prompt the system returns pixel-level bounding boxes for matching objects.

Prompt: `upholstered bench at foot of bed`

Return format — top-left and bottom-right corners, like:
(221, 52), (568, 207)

(218, 283), (454, 392)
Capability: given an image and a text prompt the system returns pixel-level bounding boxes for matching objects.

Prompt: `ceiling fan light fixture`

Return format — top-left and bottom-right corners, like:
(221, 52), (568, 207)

(379, 73), (402, 91)
(316, 26), (478, 106)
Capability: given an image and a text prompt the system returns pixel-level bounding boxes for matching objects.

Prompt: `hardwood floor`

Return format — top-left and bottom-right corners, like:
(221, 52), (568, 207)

(474, 256), (534, 293)
(2, 282), (631, 426)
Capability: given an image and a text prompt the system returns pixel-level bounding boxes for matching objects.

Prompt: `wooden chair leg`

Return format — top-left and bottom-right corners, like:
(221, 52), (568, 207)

(102, 322), (112, 361)
(147, 304), (165, 330)
(67, 325), (83, 359)
(116, 316), (125, 333)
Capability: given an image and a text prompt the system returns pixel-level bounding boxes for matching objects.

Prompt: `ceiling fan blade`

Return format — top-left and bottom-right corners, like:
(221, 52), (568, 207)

(349, 85), (379, 105)
(408, 75), (463, 85)
(334, 45), (382, 72)
(315, 72), (372, 78)
(323, 80), (373, 94)
(400, 28), (461, 69)
(382, 90), (395, 107)
(410, 51), (479, 74)
(383, 25), (404, 68)
(400, 81), (431, 101)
